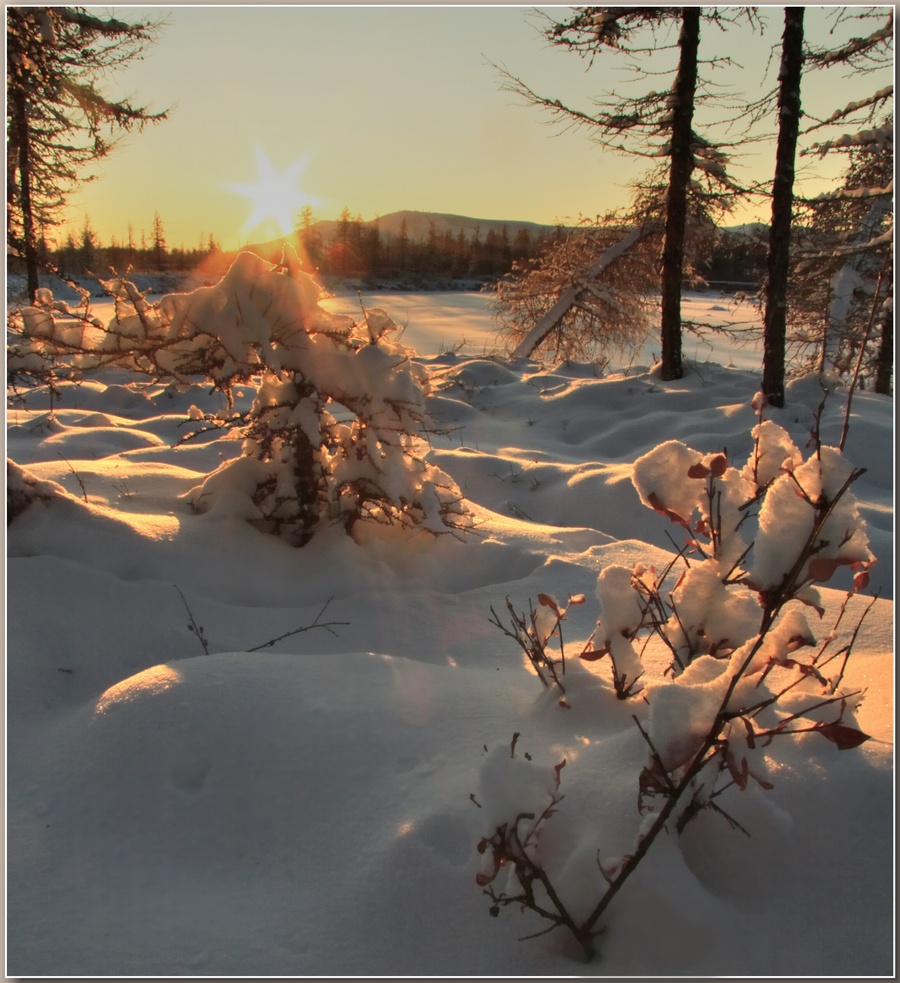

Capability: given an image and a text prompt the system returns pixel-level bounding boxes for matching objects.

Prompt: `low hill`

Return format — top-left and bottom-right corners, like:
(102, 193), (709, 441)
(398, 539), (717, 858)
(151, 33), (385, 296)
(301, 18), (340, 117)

(239, 210), (562, 262)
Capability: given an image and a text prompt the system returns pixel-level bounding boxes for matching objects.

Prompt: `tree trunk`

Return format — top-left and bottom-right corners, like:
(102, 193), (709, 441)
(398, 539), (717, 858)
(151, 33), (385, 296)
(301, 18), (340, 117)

(659, 7), (701, 382)
(12, 85), (40, 301)
(874, 291), (893, 395)
(762, 8), (805, 408)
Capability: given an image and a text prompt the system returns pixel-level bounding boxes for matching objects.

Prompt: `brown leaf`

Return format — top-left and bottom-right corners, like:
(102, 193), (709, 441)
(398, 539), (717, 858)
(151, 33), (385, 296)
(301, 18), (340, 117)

(785, 632), (815, 653)
(537, 593), (560, 615)
(687, 462), (710, 479)
(553, 758), (567, 788)
(579, 647), (609, 662)
(638, 760), (670, 810)
(725, 748), (750, 790)
(813, 721), (871, 750)
(646, 491), (690, 528)
(808, 557), (841, 583)
(709, 454), (728, 477)
(780, 657), (827, 685)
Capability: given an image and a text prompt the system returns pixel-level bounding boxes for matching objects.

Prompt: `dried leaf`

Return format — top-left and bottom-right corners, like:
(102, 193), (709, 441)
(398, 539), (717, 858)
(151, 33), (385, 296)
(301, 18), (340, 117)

(725, 748), (750, 790)
(638, 759), (670, 811)
(780, 657), (827, 685)
(785, 632), (815, 653)
(709, 454), (728, 477)
(553, 758), (567, 788)
(579, 647), (609, 662)
(808, 557), (841, 583)
(688, 462), (710, 479)
(537, 593), (560, 615)
(646, 490), (690, 528)
(813, 721), (871, 750)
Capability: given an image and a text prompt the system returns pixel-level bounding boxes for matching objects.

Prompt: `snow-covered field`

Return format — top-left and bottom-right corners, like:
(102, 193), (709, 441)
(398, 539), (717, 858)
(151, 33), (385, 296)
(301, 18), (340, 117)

(6, 288), (894, 975)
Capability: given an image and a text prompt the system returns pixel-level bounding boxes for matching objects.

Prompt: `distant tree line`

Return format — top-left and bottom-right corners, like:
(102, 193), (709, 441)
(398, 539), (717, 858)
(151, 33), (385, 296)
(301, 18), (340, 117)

(36, 205), (767, 286)
(294, 206), (565, 282)
(45, 211), (222, 277)
(300, 207), (768, 285)
(40, 210), (559, 283)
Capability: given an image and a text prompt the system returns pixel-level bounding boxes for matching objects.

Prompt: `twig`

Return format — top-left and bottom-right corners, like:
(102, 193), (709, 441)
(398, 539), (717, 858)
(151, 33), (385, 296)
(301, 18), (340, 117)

(840, 259), (887, 452)
(246, 597), (347, 651)
(174, 584), (210, 655)
(56, 453), (88, 502)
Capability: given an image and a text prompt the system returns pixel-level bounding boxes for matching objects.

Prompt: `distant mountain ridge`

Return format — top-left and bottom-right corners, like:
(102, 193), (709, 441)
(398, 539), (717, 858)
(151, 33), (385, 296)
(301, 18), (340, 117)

(242, 209), (562, 259)
(242, 209), (768, 259)
(346, 210), (559, 241)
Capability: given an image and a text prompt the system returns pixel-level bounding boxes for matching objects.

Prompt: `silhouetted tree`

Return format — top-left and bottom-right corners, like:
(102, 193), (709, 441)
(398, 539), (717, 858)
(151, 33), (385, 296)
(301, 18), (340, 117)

(151, 211), (167, 270)
(6, 6), (167, 299)
(497, 7), (752, 379)
(761, 8), (805, 408)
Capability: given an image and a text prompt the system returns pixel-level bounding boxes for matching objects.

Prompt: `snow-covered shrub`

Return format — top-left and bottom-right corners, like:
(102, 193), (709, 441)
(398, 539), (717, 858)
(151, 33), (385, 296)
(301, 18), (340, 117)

(6, 246), (471, 546)
(479, 393), (875, 960)
(7, 459), (69, 523)
(7, 281), (103, 397)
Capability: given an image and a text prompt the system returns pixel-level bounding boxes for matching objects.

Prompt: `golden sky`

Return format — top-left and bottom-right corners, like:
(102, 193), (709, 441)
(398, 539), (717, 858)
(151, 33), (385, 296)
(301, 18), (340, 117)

(58, 4), (894, 251)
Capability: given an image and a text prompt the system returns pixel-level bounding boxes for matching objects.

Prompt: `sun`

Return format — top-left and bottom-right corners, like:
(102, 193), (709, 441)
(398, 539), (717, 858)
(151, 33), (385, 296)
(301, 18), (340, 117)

(227, 148), (320, 239)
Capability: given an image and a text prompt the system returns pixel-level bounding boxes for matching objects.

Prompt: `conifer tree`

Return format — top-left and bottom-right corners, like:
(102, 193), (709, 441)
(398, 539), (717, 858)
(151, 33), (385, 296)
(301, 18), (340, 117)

(495, 7), (751, 376)
(7, 6), (168, 299)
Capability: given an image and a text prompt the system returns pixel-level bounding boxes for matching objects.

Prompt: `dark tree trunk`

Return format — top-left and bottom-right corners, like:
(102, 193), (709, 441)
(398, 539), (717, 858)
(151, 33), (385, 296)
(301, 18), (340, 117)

(12, 85), (40, 302)
(874, 290), (893, 395)
(762, 8), (805, 408)
(659, 7), (701, 382)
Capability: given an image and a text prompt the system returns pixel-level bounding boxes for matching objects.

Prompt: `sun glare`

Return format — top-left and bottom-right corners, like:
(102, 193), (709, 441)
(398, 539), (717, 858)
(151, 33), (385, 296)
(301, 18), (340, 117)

(227, 147), (320, 239)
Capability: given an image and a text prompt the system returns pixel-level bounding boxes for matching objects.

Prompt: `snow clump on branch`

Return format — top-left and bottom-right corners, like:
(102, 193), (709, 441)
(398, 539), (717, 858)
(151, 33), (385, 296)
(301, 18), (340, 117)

(7, 245), (472, 546)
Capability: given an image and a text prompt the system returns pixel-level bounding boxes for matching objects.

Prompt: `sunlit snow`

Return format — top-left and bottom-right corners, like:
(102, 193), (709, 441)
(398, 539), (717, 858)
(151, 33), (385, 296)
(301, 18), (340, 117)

(6, 282), (894, 976)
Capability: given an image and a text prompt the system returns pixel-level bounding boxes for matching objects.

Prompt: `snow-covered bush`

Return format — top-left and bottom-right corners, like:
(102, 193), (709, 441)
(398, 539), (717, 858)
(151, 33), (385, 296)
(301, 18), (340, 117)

(6, 246), (471, 545)
(478, 393), (875, 960)
(6, 459), (70, 523)
(7, 282), (104, 398)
